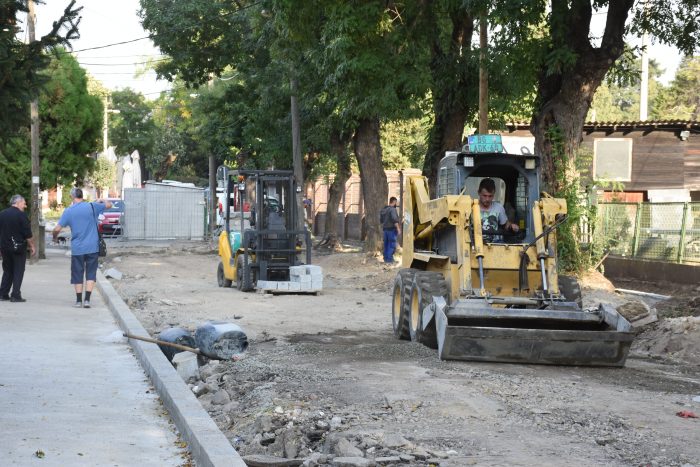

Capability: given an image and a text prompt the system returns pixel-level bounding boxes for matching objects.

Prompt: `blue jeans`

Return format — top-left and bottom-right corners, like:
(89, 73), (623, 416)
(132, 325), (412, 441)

(383, 229), (398, 263)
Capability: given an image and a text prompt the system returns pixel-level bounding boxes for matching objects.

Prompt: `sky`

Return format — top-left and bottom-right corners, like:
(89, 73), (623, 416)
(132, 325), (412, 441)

(24, 1), (685, 100)
(30, 0), (171, 98)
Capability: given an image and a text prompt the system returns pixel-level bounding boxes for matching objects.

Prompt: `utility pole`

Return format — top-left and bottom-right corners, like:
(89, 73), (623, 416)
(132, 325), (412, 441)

(478, 12), (489, 134)
(639, 0), (649, 122)
(28, 0), (43, 260)
(102, 98), (120, 153)
(209, 155), (216, 237)
(290, 78), (304, 232)
(205, 79), (217, 239)
(639, 32), (649, 121)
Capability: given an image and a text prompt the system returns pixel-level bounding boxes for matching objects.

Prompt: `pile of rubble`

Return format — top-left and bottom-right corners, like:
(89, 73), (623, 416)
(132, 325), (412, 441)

(186, 355), (462, 467)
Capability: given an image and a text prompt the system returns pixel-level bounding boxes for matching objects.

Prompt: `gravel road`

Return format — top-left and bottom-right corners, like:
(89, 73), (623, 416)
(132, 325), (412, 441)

(105, 243), (700, 466)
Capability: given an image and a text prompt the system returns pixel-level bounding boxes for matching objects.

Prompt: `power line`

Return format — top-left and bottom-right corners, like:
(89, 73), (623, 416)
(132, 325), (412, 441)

(69, 36), (151, 53)
(67, 1), (265, 54)
(76, 53), (166, 59)
(79, 59), (169, 66)
(89, 71), (158, 75)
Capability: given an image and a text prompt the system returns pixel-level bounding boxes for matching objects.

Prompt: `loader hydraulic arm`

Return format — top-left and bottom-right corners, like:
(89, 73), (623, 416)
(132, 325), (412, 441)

(531, 198), (568, 294)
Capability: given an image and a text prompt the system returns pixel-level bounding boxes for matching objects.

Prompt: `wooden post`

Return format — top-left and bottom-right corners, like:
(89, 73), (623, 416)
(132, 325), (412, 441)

(290, 78), (305, 233)
(631, 202), (643, 258)
(209, 155), (216, 237)
(28, 0), (42, 261)
(677, 202), (689, 263)
(478, 12), (488, 134)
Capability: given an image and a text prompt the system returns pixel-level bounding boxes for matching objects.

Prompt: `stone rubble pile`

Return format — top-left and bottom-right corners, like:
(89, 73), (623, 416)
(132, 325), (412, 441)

(188, 358), (461, 467)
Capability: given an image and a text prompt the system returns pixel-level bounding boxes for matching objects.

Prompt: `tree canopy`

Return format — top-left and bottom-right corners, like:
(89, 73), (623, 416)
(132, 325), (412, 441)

(135, 0), (700, 254)
(0, 0), (81, 136)
(652, 56), (700, 120)
(39, 51), (103, 188)
(0, 51), (102, 203)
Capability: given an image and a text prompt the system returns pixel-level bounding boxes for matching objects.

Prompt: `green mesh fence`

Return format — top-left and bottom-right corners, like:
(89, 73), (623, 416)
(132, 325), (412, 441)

(597, 202), (700, 264)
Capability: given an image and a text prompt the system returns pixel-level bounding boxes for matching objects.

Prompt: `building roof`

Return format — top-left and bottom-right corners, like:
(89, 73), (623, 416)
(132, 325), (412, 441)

(506, 120), (700, 132)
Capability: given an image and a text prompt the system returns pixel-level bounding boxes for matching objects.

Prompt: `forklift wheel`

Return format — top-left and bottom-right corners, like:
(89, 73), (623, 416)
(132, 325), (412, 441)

(217, 262), (232, 288)
(236, 255), (254, 292)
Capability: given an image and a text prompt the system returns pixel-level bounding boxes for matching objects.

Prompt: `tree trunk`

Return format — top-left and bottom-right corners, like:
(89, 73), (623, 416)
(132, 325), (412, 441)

(424, 105), (471, 196)
(319, 131), (351, 251)
(353, 118), (387, 253)
(532, 0), (633, 193)
(422, 9), (475, 195)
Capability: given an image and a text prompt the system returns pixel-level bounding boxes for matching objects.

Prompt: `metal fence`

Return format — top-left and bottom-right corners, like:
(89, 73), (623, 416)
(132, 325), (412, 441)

(123, 185), (207, 240)
(597, 202), (700, 264)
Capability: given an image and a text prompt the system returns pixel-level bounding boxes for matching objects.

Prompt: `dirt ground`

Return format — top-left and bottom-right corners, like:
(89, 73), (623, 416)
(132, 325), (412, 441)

(104, 242), (700, 467)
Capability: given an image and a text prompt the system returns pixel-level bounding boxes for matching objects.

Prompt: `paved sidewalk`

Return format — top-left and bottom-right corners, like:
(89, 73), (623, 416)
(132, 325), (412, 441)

(0, 250), (184, 466)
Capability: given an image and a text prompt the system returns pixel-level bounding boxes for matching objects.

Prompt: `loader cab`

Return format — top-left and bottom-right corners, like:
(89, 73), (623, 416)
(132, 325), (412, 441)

(438, 135), (541, 244)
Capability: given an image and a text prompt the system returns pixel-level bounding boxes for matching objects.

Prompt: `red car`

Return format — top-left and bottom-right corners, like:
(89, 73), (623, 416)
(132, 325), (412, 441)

(98, 199), (124, 235)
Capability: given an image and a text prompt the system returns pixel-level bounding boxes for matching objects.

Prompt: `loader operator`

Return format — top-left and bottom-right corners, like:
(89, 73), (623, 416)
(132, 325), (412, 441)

(477, 178), (519, 243)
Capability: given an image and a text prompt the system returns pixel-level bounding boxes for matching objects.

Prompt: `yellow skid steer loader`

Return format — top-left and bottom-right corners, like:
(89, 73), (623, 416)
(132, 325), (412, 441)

(392, 134), (633, 366)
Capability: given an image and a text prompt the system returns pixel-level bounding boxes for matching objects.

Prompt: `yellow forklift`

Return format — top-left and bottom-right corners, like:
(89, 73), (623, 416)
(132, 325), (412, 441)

(216, 169), (319, 292)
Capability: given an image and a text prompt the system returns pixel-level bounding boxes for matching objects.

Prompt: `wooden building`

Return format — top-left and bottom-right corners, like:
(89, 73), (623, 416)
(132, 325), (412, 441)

(506, 120), (700, 202)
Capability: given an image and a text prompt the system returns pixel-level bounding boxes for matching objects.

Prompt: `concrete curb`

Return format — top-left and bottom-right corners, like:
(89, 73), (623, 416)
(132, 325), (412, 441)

(96, 271), (246, 467)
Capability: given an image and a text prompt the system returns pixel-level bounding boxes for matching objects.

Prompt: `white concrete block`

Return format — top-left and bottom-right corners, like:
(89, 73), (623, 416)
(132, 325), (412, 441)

(305, 265), (322, 275)
(299, 275), (312, 284)
(289, 265), (308, 276)
(104, 268), (123, 280)
(256, 280), (267, 289)
(288, 282), (301, 291)
(277, 282), (290, 291)
(300, 282), (312, 291)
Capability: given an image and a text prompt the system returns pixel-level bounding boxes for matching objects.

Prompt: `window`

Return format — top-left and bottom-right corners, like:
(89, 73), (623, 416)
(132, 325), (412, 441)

(593, 138), (632, 181)
(438, 166), (456, 197)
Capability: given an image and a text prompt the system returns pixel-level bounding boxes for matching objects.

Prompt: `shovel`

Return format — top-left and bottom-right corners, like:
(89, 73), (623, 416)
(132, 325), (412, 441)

(123, 332), (242, 361)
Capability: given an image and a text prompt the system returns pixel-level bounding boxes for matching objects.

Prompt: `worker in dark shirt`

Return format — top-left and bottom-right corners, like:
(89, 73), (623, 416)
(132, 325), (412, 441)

(379, 196), (401, 264)
(0, 195), (36, 302)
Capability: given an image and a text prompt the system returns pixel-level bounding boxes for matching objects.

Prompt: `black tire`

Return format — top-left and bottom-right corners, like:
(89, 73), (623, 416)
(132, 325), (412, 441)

(391, 269), (418, 340)
(408, 271), (449, 349)
(217, 262), (232, 288)
(558, 274), (583, 308)
(236, 255), (254, 292)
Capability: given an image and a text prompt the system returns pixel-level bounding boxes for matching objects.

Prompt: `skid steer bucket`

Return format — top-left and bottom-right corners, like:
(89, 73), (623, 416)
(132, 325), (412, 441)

(431, 298), (634, 367)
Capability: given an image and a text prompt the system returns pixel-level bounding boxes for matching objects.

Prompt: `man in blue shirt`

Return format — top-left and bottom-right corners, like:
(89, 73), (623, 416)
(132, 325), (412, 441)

(52, 188), (111, 308)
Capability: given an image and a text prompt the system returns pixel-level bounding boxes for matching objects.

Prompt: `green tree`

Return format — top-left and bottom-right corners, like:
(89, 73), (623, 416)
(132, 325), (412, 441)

(381, 119), (427, 170)
(109, 88), (156, 178)
(416, 1), (544, 193)
(90, 157), (116, 195)
(1, 52), (102, 202)
(39, 52), (103, 189)
(588, 59), (664, 122)
(530, 1), (700, 193)
(278, 1), (431, 251)
(652, 56), (700, 120)
(0, 0), (81, 137)
(0, 0), (82, 203)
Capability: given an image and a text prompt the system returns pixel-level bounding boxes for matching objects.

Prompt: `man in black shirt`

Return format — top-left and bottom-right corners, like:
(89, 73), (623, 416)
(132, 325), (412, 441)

(379, 196), (401, 264)
(0, 195), (35, 302)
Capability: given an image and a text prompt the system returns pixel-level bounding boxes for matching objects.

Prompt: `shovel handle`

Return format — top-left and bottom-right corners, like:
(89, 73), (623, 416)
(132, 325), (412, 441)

(123, 332), (202, 355)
